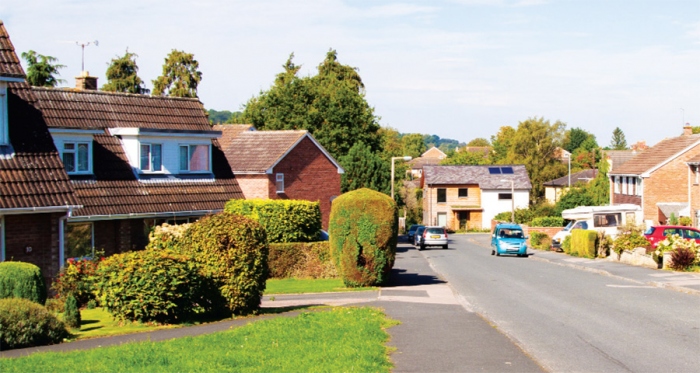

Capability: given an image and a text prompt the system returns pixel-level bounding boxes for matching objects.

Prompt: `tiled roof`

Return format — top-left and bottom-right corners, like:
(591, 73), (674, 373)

(0, 21), (79, 210)
(421, 146), (446, 159)
(422, 165), (532, 190)
(609, 135), (700, 175)
(217, 128), (307, 172)
(604, 150), (640, 172)
(543, 169), (598, 187)
(409, 156), (442, 169)
(33, 88), (211, 131)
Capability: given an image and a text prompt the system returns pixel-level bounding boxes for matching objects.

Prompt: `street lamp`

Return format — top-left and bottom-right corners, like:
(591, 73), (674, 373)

(501, 179), (515, 223)
(391, 156), (413, 200)
(565, 151), (571, 188)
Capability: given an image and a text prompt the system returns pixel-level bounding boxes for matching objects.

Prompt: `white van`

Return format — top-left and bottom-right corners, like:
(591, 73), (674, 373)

(550, 204), (643, 250)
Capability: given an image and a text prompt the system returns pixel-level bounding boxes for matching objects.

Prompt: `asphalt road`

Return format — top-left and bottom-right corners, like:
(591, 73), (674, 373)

(419, 234), (700, 373)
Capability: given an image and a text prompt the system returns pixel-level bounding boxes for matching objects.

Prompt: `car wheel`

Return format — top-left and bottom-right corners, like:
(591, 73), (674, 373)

(496, 252), (500, 256)
(420, 244), (425, 250)
(443, 245), (448, 250)
(491, 249), (495, 256)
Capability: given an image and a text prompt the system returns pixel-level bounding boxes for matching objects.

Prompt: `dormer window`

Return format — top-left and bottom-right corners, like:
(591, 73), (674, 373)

(179, 144), (210, 172)
(140, 143), (162, 172)
(62, 142), (91, 173)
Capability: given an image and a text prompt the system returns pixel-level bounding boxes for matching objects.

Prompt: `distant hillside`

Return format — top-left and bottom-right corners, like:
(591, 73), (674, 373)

(422, 134), (466, 153)
(207, 109), (243, 124)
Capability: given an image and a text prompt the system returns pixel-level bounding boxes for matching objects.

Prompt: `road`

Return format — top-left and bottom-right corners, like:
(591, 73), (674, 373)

(418, 233), (700, 373)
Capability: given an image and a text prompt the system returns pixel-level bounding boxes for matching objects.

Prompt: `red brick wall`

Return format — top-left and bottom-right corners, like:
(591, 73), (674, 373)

(271, 137), (341, 229)
(612, 193), (641, 205)
(4, 213), (63, 285)
(643, 146), (700, 224)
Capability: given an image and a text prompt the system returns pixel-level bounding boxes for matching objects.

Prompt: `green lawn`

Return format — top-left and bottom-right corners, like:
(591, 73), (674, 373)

(1, 307), (398, 373)
(265, 278), (376, 294)
(71, 308), (177, 340)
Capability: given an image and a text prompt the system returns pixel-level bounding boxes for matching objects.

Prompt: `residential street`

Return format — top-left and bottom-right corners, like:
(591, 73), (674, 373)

(422, 234), (700, 373)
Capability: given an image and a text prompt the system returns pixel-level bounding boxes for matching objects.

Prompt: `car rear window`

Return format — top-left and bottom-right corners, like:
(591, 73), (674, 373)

(426, 228), (444, 234)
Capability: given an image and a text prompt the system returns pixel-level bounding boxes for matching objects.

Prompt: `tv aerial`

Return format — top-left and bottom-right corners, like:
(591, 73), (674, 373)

(75, 40), (98, 72)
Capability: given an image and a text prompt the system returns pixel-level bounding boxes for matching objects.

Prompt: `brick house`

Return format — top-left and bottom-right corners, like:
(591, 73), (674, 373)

(609, 126), (700, 226)
(215, 125), (343, 229)
(421, 165), (531, 230)
(0, 21), (81, 282)
(31, 80), (243, 257)
(408, 146), (446, 180)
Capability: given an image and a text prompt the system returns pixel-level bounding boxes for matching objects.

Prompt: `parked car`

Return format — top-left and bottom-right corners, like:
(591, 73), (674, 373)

(492, 223), (528, 257)
(414, 226), (426, 247)
(407, 224), (424, 242)
(418, 226), (448, 250)
(644, 225), (700, 248)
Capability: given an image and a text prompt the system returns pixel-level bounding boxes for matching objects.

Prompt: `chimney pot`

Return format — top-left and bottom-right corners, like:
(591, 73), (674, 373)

(75, 71), (98, 90)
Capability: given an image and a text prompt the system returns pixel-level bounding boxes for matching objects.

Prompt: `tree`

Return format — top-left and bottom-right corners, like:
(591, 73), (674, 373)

(20, 50), (65, 87)
(489, 126), (516, 163)
(467, 138), (490, 147)
(401, 134), (426, 158)
(610, 127), (628, 150)
(563, 127), (594, 153)
(152, 50), (202, 98)
(441, 149), (489, 166)
(339, 142), (390, 194)
(379, 127), (403, 159)
(235, 50), (381, 160)
(102, 50), (148, 94)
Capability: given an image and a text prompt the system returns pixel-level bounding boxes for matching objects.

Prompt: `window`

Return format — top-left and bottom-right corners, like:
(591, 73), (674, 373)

(65, 222), (93, 260)
(179, 144), (210, 172)
(621, 177), (627, 195)
(437, 188), (446, 203)
(498, 193), (512, 200)
(62, 142), (91, 174)
(276, 173), (284, 193)
(637, 178), (642, 196)
(628, 177), (635, 195)
(458, 188), (468, 198)
(140, 143), (162, 172)
(0, 84), (7, 145)
(614, 176), (620, 193)
(695, 167), (699, 185)
(593, 213), (620, 228)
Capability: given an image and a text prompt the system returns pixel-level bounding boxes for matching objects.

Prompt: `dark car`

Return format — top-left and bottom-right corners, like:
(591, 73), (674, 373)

(407, 224), (424, 242)
(413, 226), (426, 247)
(644, 225), (700, 248)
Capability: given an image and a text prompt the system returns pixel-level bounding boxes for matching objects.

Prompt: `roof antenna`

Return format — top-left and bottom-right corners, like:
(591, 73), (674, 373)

(75, 40), (98, 72)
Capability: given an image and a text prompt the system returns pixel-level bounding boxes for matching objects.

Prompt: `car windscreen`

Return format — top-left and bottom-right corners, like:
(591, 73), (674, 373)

(644, 227), (655, 235)
(499, 229), (523, 238)
(426, 228), (444, 235)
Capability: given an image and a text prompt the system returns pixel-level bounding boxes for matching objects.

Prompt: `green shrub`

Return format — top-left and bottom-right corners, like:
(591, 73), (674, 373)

(562, 235), (572, 254)
(146, 222), (192, 251)
(0, 261), (47, 305)
(63, 294), (81, 329)
(44, 298), (65, 313)
(654, 233), (700, 267)
(0, 297), (68, 349)
(95, 249), (219, 323)
(597, 231), (613, 258)
(268, 242), (337, 279)
(530, 217), (565, 227)
(679, 216), (692, 226)
(51, 258), (99, 307)
(225, 199), (321, 243)
(174, 212), (269, 315)
(329, 188), (397, 287)
(529, 232), (551, 250)
(612, 231), (650, 254)
(570, 230), (597, 258)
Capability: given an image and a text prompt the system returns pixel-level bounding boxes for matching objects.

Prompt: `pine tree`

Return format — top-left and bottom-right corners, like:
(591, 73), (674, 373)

(610, 127), (628, 150)
(102, 50), (148, 94)
(21, 50), (65, 87)
(339, 142), (390, 194)
(64, 294), (81, 329)
(152, 50), (202, 98)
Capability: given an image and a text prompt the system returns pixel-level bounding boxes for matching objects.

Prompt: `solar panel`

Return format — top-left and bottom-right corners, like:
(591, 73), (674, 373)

(501, 167), (514, 174)
(488, 167), (501, 174)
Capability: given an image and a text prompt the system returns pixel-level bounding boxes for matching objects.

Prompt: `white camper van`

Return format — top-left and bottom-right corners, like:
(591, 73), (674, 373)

(550, 204), (643, 250)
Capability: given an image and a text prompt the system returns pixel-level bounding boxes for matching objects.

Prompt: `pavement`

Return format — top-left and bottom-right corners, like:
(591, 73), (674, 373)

(3, 235), (699, 372)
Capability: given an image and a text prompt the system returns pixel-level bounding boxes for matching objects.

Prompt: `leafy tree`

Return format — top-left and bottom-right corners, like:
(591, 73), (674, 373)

(339, 142), (390, 194)
(554, 155), (609, 214)
(489, 126), (516, 163)
(235, 51), (380, 160)
(207, 109), (240, 124)
(467, 138), (490, 147)
(563, 127), (594, 153)
(441, 149), (489, 165)
(152, 50), (202, 98)
(692, 126), (700, 134)
(422, 134), (465, 153)
(102, 50), (148, 94)
(20, 50), (65, 87)
(610, 127), (628, 150)
(379, 127), (403, 159)
(401, 134), (426, 158)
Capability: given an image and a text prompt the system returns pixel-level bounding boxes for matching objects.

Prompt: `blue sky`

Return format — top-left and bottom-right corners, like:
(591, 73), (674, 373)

(1, 0), (698, 147)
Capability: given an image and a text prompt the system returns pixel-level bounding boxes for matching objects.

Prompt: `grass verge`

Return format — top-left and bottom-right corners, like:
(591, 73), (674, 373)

(1, 307), (398, 373)
(70, 308), (176, 340)
(265, 278), (376, 294)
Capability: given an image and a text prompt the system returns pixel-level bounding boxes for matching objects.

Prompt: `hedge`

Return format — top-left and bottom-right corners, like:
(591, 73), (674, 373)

(570, 229), (597, 258)
(0, 262), (47, 305)
(0, 298), (67, 350)
(529, 216), (565, 227)
(225, 199), (321, 243)
(268, 242), (337, 279)
(329, 188), (397, 287)
(529, 232), (551, 250)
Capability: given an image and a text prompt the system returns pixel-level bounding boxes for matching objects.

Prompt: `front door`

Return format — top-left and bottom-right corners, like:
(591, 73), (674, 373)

(437, 212), (447, 227)
(458, 211), (468, 230)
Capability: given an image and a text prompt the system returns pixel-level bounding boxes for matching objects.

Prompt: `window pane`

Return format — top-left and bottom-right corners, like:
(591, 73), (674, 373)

(437, 188), (446, 203)
(63, 152), (75, 172)
(77, 143), (89, 171)
(179, 146), (188, 170)
(64, 143), (75, 150)
(458, 188), (468, 197)
(152, 144), (162, 171)
(276, 173), (284, 192)
(189, 145), (209, 171)
(65, 223), (93, 259)
(498, 193), (512, 200)
(140, 144), (150, 171)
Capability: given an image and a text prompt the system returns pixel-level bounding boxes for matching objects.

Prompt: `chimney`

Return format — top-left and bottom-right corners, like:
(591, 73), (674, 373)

(683, 123), (693, 136)
(75, 71), (98, 90)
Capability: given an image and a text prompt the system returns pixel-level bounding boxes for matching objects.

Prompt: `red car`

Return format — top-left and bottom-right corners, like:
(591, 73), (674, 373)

(644, 225), (700, 248)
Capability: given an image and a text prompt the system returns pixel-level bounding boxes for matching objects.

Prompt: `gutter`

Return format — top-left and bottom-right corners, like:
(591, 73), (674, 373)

(0, 205), (82, 215)
(58, 207), (76, 266)
(67, 209), (222, 222)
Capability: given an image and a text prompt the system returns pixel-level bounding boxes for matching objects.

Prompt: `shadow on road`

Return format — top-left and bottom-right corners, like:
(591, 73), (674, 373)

(384, 268), (446, 287)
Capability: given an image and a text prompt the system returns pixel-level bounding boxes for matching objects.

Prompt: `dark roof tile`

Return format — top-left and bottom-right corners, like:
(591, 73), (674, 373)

(422, 165), (532, 190)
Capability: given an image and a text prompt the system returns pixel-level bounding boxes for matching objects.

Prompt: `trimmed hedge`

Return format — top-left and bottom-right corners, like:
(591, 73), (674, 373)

(268, 242), (337, 279)
(0, 262), (47, 305)
(529, 232), (551, 250)
(329, 188), (397, 287)
(95, 249), (218, 323)
(225, 199), (321, 243)
(173, 212), (269, 315)
(570, 230), (597, 258)
(0, 298), (68, 350)
(529, 216), (565, 227)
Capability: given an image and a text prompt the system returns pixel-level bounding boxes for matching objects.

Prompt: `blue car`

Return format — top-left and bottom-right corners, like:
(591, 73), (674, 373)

(491, 223), (528, 257)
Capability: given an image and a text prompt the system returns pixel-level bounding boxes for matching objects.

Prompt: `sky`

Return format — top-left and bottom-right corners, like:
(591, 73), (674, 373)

(1, 0), (698, 147)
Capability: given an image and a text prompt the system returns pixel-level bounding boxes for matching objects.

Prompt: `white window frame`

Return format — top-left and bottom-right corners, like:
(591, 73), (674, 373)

(62, 141), (92, 175)
(276, 173), (284, 193)
(637, 178), (643, 196)
(0, 83), (7, 146)
(179, 144), (211, 173)
(139, 143), (163, 172)
(614, 176), (620, 193)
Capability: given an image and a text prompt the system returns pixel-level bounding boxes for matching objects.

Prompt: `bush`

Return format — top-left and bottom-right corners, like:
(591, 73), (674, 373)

(225, 199), (321, 243)
(654, 233), (700, 267)
(570, 230), (597, 258)
(597, 231), (613, 258)
(146, 222), (192, 251)
(0, 297), (68, 350)
(679, 216), (692, 226)
(51, 258), (99, 307)
(44, 298), (65, 313)
(529, 232), (550, 250)
(670, 247), (696, 271)
(329, 188), (397, 287)
(174, 212), (269, 315)
(268, 242), (337, 279)
(612, 231), (650, 254)
(562, 235), (572, 254)
(0, 261), (47, 305)
(530, 217), (565, 227)
(95, 249), (218, 323)
(63, 295), (81, 329)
